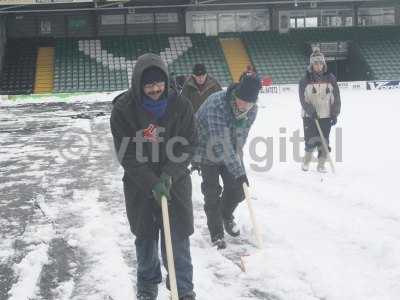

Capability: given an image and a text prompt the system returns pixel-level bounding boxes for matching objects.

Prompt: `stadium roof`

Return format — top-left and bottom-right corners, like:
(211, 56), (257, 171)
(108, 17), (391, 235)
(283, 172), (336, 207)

(128, 0), (397, 6)
(0, 0), (396, 14)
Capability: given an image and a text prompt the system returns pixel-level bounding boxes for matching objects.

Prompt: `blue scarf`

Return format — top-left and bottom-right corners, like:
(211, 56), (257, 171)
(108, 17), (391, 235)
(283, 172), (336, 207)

(142, 95), (168, 121)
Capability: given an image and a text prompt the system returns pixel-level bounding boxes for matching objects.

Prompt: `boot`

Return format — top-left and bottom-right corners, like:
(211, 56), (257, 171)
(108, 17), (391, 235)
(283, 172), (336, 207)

(137, 284), (158, 300)
(212, 238), (227, 250)
(179, 292), (196, 300)
(211, 233), (226, 250)
(137, 293), (156, 300)
(301, 151), (313, 171)
(180, 296), (196, 300)
(317, 156), (327, 173)
(223, 217), (240, 237)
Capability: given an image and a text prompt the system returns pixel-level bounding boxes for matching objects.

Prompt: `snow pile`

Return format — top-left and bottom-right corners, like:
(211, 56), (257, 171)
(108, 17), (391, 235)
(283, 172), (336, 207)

(8, 244), (50, 300)
(0, 91), (123, 107)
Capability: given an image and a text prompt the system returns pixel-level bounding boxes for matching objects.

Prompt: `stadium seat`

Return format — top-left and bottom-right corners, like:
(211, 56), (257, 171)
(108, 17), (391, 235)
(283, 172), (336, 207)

(242, 31), (307, 84)
(52, 34), (232, 93)
(0, 39), (37, 95)
(2, 26), (399, 95)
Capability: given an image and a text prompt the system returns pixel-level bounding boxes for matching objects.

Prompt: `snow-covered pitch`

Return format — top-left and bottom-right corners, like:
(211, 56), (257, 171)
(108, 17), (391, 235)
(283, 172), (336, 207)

(0, 88), (399, 300)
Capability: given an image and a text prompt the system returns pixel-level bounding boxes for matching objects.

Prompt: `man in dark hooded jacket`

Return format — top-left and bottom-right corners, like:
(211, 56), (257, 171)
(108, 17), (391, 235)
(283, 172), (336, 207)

(110, 53), (196, 300)
(181, 63), (222, 112)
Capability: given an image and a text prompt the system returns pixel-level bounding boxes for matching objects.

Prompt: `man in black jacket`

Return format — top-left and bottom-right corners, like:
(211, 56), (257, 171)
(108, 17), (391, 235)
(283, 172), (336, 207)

(110, 53), (196, 300)
(181, 63), (222, 113)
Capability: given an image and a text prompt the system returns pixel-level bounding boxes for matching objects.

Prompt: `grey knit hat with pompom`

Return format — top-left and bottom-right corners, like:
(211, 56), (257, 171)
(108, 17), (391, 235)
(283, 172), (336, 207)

(310, 47), (326, 66)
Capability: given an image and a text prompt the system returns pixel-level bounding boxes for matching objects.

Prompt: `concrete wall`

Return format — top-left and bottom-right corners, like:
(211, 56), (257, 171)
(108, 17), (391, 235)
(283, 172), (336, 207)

(6, 9), (184, 38)
(269, 1), (400, 31)
(67, 13), (96, 37)
(4, 1), (399, 38)
(396, 4), (400, 25)
(7, 14), (36, 37)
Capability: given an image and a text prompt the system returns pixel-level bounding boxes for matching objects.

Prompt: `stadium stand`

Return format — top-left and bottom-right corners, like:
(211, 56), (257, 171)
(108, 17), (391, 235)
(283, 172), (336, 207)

(242, 26), (400, 84)
(34, 47), (55, 94)
(52, 34), (231, 93)
(242, 31), (308, 84)
(290, 26), (400, 81)
(219, 37), (253, 82)
(1, 26), (400, 94)
(169, 34), (232, 87)
(0, 39), (37, 95)
(54, 38), (129, 93)
(357, 37), (400, 80)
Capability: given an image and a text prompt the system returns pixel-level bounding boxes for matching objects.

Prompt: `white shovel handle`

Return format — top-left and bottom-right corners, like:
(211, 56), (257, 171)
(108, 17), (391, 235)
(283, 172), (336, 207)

(243, 183), (263, 249)
(161, 196), (179, 300)
(315, 119), (336, 174)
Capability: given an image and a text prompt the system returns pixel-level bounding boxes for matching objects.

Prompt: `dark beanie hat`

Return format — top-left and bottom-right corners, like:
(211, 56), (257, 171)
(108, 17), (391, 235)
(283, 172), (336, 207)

(141, 66), (167, 87)
(235, 74), (262, 103)
(192, 63), (207, 76)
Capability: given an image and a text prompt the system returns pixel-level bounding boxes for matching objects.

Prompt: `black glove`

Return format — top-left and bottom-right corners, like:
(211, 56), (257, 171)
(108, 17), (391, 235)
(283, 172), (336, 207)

(236, 174), (249, 187)
(309, 110), (318, 120)
(152, 173), (172, 207)
(190, 162), (201, 175)
(330, 116), (337, 126)
(305, 104), (318, 119)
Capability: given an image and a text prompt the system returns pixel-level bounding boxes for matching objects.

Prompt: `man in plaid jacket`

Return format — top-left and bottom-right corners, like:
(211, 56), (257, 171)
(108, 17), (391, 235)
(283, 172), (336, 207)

(194, 74), (261, 249)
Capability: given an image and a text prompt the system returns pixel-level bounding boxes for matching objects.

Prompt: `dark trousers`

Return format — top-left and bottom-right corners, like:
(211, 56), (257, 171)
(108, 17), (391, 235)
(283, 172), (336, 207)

(135, 218), (194, 299)
(200, 164), (245, 241)
(303, 117), (332, 157)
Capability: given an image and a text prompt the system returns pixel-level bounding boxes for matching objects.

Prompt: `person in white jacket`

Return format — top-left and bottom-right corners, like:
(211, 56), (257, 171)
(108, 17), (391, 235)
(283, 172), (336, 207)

(299, 48), (341, 172)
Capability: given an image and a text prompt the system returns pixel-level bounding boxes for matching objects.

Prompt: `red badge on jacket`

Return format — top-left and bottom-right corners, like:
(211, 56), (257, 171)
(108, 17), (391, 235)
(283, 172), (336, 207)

(143, 124), (159, 143)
